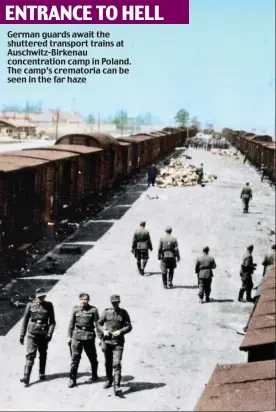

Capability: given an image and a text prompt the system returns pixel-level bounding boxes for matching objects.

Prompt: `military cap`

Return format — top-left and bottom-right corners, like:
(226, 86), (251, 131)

(79, 293), (90, 300)
(247, 244), (254, 250)
(140, 221), (146, 226)
(165, 226), (172, 232)
(110, 294), (120, 302)
(203, 246), (209, 253)
(36, 288), (46, 297)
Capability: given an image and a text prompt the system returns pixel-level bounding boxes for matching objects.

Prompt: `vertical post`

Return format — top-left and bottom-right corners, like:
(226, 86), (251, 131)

(55, 108), (59, 140)
(121, 106), (124, 137)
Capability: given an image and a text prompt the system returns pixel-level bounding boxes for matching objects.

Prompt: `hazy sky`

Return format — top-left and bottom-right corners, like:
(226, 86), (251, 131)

(0, 0), (275, 134)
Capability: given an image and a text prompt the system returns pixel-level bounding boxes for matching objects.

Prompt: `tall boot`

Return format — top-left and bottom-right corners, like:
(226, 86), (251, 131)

(68, 367), (78, 388)
(168, 271), (174, 288)
(20, 364), (33, 387)
(39, 355), (47, 380)
(238, 289), (246, 302)
(91, 360), (98, 382)
(114, 374), (122, 395)
(136, 261), (142, 274)
(162, 272), (167, 288)
(103, 364), (113, 389)
(141, 259), (148, 276)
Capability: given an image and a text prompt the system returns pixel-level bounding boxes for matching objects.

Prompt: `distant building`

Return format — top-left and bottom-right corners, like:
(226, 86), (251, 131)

(0, 119), (36, 137)
(0, 109), (82, 127)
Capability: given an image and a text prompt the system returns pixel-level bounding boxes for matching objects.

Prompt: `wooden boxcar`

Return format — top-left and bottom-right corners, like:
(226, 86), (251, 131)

(55, 133), (123, 189)
(26, 145), (104, 206)
(0, 156), (50, 251)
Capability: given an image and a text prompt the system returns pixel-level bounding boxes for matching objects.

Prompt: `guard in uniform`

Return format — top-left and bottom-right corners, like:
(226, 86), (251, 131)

(238, 245), (257, 302)
(196, 163), (204, 184)
(97, 295), (132, 395)
(67, 293), (100, 388)
(195, 247), (217, 303)
(262, 244), (275, 277)
(19, 288), (56, 386)
(240, 182), (252, 213)
(132, 222), (153, 275)
(147, 164), (158, 187)
(158, 226), (180, 288)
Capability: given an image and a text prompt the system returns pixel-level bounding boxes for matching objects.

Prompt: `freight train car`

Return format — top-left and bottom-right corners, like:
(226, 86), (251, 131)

(55, 133), (123, 189)
(0, 128), (188, 252)
(222, 128), (275, 181)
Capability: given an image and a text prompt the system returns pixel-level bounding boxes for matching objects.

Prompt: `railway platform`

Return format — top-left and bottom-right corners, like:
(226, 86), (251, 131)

(0, 148), (274, 411)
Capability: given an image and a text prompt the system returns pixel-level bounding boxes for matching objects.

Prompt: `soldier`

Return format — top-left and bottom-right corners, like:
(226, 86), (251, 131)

(262, 244), (276, 277)
(98, 295), (132, 396)
(67, 293), (99, 388)
(132, 221), (153, 275)
(240, 182), (252, 213)
(261, 164), (266, 182)
(195, 247), (217, 303)
(19, 288), (56, 387)
(158, 226), (180, 288)
(147, 163), (159, 187)
(238, 245), (257, 303)
(196, 163), (204, 184)
(243, 151), (248, 163)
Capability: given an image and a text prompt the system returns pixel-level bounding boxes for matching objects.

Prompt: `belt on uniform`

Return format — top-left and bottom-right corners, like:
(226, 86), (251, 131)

(31, 320), (47, 325)
(76, 325), (94, 331)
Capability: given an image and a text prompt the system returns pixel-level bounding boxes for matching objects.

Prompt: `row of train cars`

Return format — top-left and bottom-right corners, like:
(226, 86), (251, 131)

(0, 126), (197, 252)
(222, 128), (276, 180)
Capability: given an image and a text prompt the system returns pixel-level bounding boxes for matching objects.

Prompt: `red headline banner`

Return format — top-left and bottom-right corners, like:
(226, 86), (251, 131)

(0, 0), (189, 24)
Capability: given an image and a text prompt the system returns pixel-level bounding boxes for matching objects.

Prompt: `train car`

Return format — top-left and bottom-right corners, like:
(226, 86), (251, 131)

(55, 133), (123, 189)
(0, 156), (50, 252)
(130, 134), (157, 167)
(26, 145), (104, 208)
(260, 142), (276, 180)
(2, 149), (80, 222)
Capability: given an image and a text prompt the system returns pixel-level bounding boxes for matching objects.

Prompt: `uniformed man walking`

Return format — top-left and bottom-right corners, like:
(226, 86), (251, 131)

(195, 247), (217, 303)
(19, 288), (56, 386)
(260, 164), (266, 182)
(158, 226), (180, 288)
(67, 293), (99, 388)
(196, 163), (204, 184)
(147, 164), (159, 187)
(132, 221), (153, 275)
(262, 244), (275, 277)
(240, 182), (252, 213)
(97, 295), (132, 396)
(238, 245), (257, 302)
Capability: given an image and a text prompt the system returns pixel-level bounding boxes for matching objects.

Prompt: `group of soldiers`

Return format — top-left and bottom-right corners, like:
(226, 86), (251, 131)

(18, 153), (274, 397)
(132, 222), (180, 288)
(20, 290), (132, 396)
(131, 222), (275, 304)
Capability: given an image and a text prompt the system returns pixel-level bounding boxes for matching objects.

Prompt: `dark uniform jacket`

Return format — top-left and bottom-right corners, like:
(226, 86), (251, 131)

(132, 229), (153, 251)
(195, 254), (216, 279)
(197, 167), (203, 177)
(240, 186), (252, 199)
(148, 166), (158, 178)
(68, 305), (99, 341)
(20, 300), (56, 339)
(158, 234), (180, 260)
(97, 307), (132, 345)
(240, 251), (255, 275)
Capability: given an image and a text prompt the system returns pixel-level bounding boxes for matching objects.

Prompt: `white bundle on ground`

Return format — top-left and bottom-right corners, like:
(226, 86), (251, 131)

(156, 156), (216, 188)
(211, 149), (242, 160)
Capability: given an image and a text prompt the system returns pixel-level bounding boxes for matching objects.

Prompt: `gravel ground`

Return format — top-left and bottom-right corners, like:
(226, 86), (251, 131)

(0, 148), (274, 411)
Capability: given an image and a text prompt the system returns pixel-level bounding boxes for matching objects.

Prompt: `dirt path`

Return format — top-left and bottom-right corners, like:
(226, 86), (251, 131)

(0, 148), (274, 411)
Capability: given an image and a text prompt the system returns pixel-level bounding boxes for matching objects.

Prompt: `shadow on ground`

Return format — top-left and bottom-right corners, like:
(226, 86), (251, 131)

(210, 298), (235, 303)
(172, 285), (199, 289)
(145, 272), (162, 276)
(121, 381), (166, 396)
